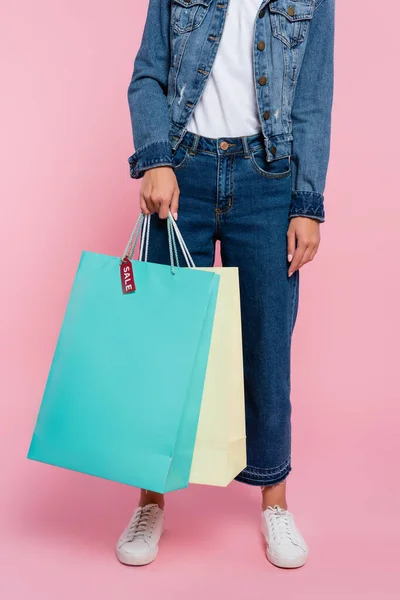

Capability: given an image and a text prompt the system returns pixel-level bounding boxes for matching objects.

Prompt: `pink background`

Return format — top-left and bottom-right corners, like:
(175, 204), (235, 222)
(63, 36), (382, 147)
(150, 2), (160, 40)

(1, 1), (399, 598)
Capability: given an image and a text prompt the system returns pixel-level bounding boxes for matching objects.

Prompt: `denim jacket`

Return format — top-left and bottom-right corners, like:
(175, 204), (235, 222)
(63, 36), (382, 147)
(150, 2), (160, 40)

(127, 0), (335, 222)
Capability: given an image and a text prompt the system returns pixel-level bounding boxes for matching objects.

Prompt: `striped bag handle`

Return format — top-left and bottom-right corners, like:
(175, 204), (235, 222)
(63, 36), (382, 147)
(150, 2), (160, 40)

(121, 212), (195, 274)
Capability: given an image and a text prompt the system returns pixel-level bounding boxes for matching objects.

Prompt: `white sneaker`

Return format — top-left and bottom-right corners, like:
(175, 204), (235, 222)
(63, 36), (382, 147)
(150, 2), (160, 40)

(261, 505), (309, 568)
(116, 503), (164, 566)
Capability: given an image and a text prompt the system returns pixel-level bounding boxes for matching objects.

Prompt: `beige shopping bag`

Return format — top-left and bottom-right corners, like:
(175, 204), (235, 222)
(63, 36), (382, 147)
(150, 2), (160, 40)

(189, 267), (247, 486)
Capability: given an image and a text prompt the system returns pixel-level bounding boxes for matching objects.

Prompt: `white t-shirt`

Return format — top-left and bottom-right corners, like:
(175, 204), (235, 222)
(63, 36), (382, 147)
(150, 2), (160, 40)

(187, 0), (262, 138)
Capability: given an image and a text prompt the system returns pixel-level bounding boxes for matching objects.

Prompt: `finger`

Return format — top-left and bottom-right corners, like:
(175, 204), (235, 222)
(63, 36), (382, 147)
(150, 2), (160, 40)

(288, 243), (307, 277)
(170, 187), (180, 221)
(140, 193), (154, 215)
(287, 228), (296, 263)
(309, 243), (320, 262)
(298, 245), (315, 269)
(158, 199), (171, 220)
(140, 196), (151, 215)
(144, 195), (157, 214)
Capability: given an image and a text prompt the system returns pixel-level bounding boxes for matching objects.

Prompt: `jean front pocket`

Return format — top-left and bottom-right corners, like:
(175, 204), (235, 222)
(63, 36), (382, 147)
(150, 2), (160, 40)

(249, 147), (291, 179)
(171, 144), (192, 171)
(171, 0), (212, 34)
(269, 0), (314, 48)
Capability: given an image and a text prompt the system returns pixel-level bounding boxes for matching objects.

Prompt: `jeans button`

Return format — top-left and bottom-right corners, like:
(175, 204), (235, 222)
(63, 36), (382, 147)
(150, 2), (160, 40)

(220, 141), (229, 151)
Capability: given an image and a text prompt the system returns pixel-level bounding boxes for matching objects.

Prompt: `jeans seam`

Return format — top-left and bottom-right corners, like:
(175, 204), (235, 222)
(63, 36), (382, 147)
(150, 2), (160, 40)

(209, 240), (216, 268)
(235, 462), (291, 486)
(173, 147), (191, 171)
(242, 456), (291, 476)
(217, 154), (235, 215)
(235, 470), (290, 486)
(249, 150), (292, 179)
(183, 146), (265, 158)
(289, 271), (299, 344)
(229, 154), (234, 208)
(216, 153), (221, 211)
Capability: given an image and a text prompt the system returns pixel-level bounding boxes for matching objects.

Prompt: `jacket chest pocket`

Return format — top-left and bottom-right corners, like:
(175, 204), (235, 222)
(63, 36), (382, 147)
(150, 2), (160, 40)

(171, 0), (212, 34)
(269, 0), (314, 48)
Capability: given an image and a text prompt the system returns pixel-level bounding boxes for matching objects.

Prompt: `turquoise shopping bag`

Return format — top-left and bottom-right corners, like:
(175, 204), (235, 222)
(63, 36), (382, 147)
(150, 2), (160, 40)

(28, 215), (220, 493)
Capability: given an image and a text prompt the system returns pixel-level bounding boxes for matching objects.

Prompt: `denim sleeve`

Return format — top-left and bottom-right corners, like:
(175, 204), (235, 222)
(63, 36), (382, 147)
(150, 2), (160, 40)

(127, 0), (173, 179)
(289, 0), (335, 223)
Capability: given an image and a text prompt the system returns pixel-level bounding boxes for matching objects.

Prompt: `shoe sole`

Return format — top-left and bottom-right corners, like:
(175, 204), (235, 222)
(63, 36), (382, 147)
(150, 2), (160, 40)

(262, 519), (308, 569)
(116, 527), (164, 567)
(116, 545), (159, 566)
(266, 547), (308, 569)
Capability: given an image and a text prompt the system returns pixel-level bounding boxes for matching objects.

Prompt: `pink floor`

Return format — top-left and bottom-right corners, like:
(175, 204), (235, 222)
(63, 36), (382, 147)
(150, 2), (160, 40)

(2, 423), (399, 600)
(2, 316), (400, 599)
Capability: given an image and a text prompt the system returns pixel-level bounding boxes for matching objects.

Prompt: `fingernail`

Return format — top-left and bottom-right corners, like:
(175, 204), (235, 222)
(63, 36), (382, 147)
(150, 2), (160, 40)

(288, 254), (293, 263)
(288, 271), (293, 278)
(173, 212), (178, 221)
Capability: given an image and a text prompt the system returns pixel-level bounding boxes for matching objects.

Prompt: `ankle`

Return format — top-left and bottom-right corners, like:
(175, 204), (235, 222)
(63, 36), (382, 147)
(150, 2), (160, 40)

(261, 483), (287, 512)
(139, 490), (165, 510)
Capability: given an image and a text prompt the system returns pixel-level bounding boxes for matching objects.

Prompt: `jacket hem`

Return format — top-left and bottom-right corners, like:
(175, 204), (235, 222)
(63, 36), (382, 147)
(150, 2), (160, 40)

(170, 122), (294, 162)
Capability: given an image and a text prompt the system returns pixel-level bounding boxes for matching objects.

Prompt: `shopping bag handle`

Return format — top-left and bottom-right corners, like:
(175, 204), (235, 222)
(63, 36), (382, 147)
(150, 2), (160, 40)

(139, 212), (196, 269)
(168, 212), (196, 268)
(121, 212), (195, 274)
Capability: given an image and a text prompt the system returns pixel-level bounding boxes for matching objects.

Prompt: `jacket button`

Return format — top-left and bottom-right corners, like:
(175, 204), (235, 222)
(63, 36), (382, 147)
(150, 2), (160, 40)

(287, 5), (295, 16)
(263, 111), (270, 120)
(258, 76), (267, 86)
(271, 146), (277, 156)
(258, 9), (266, 18)
(257, 41), (266, 51)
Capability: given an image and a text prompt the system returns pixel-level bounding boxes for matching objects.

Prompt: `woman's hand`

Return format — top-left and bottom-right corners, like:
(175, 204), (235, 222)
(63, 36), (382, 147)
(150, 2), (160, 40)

(140, 166), (180, 220)
(287, 217), (321, 277)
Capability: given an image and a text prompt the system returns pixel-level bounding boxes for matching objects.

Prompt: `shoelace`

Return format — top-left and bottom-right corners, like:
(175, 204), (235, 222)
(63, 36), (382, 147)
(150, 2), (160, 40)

(267, 505), (298, 546)
(126, 506), (155, 542)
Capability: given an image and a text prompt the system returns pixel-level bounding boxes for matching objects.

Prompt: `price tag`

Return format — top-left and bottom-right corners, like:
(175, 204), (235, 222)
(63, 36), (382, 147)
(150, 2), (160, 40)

(120, 257), (136, 294)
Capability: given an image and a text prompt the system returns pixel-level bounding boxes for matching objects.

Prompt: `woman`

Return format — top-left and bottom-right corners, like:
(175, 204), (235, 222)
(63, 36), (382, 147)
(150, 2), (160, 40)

(116, 0), (335, 569)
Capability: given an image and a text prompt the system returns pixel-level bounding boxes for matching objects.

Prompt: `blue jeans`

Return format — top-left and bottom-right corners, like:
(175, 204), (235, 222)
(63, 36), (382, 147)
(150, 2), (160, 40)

(146, 131), (300, 486)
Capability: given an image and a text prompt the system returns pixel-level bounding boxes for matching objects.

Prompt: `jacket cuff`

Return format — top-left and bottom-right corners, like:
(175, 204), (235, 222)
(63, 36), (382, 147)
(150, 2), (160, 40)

(128, 140), (173, 179)
(289, 190), (325, 223)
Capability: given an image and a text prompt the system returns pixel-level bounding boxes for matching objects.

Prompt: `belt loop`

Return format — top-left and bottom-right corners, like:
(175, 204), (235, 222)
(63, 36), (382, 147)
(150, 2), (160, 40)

(190, 133), (200, 155)
(242, 136), (250, 159)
